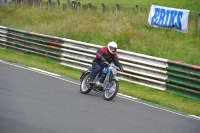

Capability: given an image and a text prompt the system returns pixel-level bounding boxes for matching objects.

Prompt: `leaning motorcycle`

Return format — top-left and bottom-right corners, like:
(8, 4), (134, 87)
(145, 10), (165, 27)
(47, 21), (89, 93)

(80, 64), (120, 101)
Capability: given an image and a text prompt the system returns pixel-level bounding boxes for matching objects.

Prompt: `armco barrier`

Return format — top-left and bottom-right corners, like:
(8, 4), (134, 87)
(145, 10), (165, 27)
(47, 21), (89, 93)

(0, 26), (199, 100)
(0, 26), (63, 61)
(166, 61), (200, 100)
(60, 39), (168, 91)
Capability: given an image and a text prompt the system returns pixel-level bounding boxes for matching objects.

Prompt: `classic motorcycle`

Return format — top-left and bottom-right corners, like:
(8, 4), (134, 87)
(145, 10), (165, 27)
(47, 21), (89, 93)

(80, 64), (120, 101)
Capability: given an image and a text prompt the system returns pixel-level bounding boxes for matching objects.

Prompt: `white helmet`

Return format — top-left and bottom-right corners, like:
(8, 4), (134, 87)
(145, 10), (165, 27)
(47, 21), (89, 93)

(108, 41), (117, 54)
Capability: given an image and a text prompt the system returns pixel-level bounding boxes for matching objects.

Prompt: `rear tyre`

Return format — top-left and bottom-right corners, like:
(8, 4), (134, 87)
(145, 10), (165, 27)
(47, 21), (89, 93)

(80, 73), (92, 94)
(103, 79), (119, 101)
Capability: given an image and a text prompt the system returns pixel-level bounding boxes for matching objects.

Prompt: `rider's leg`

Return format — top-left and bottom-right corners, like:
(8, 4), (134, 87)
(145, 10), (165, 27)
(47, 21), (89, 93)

(90, 61), (103, 84)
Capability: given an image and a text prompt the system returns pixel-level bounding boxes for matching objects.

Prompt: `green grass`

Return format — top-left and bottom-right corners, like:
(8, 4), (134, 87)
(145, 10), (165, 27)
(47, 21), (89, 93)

(0, 3), (199, 65)
(0, 48), (82, 80)
(1, 47), (200, 116)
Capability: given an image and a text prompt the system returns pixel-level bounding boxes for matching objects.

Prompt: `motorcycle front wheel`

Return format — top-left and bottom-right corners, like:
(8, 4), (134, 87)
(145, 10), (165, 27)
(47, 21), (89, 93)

(80, 73), (91, 94)
(103, 79), (119, 101)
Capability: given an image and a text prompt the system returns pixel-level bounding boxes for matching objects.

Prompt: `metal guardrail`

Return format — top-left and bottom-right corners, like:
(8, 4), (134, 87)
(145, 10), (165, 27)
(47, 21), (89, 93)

(0, 26), (63, 61)
(0, 26), (199, 100)
(60, 38), (168, 91)
(166, 61), (200, 100)
(0, 26), (168, 91)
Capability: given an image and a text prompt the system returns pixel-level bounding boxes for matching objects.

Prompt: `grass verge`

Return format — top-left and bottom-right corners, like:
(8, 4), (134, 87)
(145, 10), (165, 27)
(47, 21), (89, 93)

(0, 4), (200, 66)
(1, 47), (200, 116)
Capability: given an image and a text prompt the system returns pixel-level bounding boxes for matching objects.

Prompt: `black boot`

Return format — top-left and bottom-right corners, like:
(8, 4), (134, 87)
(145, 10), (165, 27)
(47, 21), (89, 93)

(89, 78), (95, 85)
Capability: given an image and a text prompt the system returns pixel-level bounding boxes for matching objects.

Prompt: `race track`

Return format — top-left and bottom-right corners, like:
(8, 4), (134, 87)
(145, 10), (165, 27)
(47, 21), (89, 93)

(0, 61), (199, 133)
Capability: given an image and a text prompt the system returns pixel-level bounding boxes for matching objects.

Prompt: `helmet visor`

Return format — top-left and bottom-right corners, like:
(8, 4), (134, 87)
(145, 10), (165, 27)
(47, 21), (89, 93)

(109, 46), (117, 53)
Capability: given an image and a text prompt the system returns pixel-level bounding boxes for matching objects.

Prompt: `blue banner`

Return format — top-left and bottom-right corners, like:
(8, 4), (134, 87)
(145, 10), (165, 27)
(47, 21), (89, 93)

(148, 5), (190, 33)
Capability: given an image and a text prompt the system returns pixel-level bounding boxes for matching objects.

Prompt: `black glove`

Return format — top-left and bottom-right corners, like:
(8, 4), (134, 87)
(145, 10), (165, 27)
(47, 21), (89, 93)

(103, 61), (109, 67)
(119, 66), (123, 72)
(101, 57), (106, 62)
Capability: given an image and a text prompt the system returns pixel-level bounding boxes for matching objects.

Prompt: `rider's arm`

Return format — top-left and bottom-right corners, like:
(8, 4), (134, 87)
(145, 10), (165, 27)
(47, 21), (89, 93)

(113, 57), (123, 71)
(96, 49), (107, 63)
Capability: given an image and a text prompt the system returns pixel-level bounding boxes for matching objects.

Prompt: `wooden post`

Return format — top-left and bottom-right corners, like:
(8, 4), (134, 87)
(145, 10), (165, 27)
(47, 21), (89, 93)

(102, 3), (105, 13)
(198, 13), (200, 37)
(77, 2), (80, 14)
(40, 0), (42, 10)
(67, 0), (69, 10)
(88, 3), (91, 12)
(48, 0), (51, 11)
(136, 5), (138, 12)
(57, 0), (60, 10)
(116, 4), (119, 16)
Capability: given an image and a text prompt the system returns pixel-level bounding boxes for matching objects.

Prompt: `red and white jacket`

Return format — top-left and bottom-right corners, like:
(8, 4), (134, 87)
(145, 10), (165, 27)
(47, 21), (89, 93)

(94, 46), (123, 68)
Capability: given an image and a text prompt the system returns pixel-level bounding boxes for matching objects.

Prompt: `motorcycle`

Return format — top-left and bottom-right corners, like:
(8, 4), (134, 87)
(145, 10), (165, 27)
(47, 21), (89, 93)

(80, 64), (120, 101)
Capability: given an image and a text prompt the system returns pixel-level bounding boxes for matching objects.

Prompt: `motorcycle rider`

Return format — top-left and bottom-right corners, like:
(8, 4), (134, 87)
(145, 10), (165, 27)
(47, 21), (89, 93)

(89, 41), (123, 85)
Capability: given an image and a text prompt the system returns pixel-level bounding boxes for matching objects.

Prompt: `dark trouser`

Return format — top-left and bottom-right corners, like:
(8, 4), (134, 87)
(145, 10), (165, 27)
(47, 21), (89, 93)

(90, 61), (104, 80)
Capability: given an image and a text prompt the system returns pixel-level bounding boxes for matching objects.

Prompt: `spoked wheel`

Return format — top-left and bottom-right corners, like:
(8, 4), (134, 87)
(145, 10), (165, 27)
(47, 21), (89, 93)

(103, 79), (119, 101)
(80, 73), (92, 94)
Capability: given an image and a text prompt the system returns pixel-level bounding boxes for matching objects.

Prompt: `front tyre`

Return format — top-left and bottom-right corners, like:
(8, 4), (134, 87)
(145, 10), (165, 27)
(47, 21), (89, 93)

(103, 79), (119, 101)
(80, 73), (91, 94)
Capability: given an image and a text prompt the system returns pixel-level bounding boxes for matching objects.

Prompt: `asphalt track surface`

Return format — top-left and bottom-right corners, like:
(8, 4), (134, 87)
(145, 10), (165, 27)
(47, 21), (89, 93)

(0, 61), (200, 133)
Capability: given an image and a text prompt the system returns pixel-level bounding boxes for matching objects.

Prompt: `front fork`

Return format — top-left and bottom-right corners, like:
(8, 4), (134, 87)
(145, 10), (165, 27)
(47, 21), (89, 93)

(102, 71), (111, 91)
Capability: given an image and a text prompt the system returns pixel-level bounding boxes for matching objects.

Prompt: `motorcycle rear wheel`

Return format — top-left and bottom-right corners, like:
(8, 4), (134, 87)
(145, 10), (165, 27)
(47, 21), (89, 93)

(80, 73), (91, 94)
(103, 79), (119, 101)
